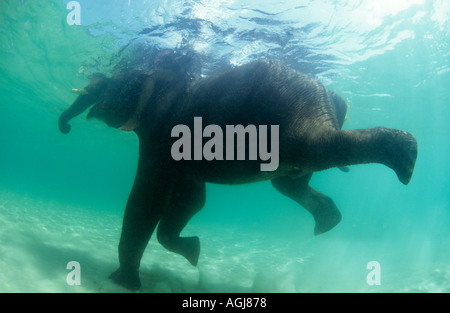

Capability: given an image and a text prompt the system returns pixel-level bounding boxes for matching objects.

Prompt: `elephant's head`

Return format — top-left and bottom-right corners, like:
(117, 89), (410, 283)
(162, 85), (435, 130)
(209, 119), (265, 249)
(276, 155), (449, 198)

(59, 72), (149, 134)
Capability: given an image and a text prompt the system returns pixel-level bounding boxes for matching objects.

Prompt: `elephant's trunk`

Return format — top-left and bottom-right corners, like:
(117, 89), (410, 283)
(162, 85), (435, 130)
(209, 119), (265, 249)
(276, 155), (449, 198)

(59, 91), (93, 134)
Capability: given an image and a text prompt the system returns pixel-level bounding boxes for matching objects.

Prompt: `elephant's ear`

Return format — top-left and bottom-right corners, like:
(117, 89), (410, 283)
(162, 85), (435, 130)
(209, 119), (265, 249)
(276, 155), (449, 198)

(119, 115), (140, 131)
(119, 76), (155, 132)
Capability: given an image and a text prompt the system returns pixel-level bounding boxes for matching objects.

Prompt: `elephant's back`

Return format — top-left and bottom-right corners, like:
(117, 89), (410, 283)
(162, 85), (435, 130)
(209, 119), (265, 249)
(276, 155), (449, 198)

(183, 59), (338, 132)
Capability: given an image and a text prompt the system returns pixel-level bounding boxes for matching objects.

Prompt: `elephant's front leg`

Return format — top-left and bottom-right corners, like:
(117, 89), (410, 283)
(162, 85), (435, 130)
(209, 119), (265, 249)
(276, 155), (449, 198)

(157, 180), (206, 266)
(109, 159), (175, 290)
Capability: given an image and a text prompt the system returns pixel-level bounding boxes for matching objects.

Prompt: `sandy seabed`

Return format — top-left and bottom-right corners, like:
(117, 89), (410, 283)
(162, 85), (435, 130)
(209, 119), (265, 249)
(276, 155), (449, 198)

(0, 190), (448, 293)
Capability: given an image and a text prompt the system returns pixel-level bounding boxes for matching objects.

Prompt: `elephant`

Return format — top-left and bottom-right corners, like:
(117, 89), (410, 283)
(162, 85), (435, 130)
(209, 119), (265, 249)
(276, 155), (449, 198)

(59, 58), (417, 290)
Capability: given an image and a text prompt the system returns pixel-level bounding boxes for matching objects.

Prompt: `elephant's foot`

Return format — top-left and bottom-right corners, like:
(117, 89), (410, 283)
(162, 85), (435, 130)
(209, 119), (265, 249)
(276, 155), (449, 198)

(181, 236), (201, 266)
(384, 129), (417, 185)
(312, 196), (342, 236)
(158, 234), (201, 266)
(109, 267), (141, 291)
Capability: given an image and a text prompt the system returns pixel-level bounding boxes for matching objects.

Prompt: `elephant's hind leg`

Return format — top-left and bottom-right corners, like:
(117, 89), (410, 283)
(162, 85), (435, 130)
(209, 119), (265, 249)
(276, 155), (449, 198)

(157, 180), (206, 266)
(333, 128), (417, 185)
(288, 127), (417, 185)
(271, 175), (342, 235)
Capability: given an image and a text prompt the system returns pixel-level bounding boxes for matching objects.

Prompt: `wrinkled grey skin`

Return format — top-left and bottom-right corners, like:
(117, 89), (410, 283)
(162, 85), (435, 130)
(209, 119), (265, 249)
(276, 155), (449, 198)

(59, 59), (417, 290)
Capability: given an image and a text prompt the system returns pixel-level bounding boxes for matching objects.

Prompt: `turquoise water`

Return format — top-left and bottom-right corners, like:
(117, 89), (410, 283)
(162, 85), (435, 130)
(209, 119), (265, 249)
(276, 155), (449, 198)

(0, 0), (449, 292)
